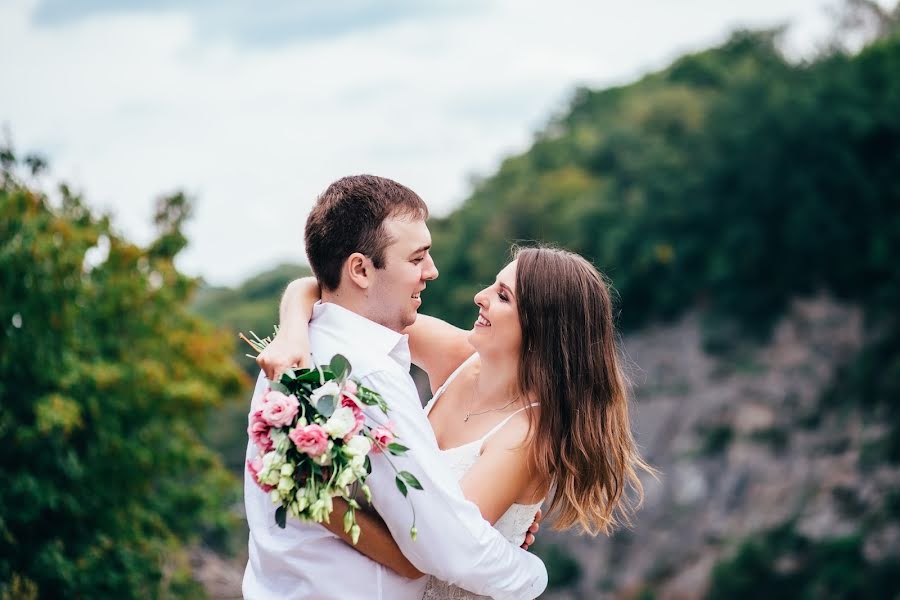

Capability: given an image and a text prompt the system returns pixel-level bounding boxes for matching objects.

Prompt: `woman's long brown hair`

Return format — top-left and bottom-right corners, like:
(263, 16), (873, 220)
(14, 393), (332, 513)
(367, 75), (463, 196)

(515, 247), (655, 535)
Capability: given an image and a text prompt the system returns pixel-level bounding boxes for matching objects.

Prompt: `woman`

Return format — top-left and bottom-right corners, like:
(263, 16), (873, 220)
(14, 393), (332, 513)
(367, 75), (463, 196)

(259, 247), (654, 597)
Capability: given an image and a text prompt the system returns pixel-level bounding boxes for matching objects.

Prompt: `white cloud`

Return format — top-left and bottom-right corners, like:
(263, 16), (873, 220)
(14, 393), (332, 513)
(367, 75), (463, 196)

(0, 0), (862, 284)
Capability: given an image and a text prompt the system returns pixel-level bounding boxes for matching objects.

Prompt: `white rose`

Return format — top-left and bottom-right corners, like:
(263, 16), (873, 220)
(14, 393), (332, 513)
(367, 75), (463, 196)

(344, 435), (372, 457)
(309, 381), (340, 410)
(323, 407), (356, 439)
(350, 454), (367, 475)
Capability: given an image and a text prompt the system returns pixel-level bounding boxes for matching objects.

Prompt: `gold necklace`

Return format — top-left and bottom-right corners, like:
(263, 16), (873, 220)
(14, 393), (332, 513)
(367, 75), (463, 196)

(463, 376), (519, 422)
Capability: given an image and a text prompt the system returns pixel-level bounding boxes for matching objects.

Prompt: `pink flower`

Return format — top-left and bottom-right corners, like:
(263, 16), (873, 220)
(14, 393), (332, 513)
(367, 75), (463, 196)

(340, 397), (365, 440)
(261, 390), (300, 428)
(343, 380), (358, 396)
(246, 457), (273, 492)
(290, 423), (329, 457)
(371, 421), (396, 452)
(248, 410), (273, 452)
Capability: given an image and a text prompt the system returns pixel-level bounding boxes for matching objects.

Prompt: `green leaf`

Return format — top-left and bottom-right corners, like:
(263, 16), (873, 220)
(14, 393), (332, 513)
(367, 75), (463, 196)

(387, 443), (409, 455)
(329, 354), (351, 381)
(317, 395), (335, 417)
(395, 476), (408, 497)
(280, 368), (296, 381)
(275, 505), (287, 529)
(295, 368), (321, 383)
(399, 471), (423, 490)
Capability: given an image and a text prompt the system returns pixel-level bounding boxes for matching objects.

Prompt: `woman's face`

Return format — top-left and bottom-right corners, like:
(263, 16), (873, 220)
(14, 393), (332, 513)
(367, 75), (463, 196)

(468, 260), (523, 358)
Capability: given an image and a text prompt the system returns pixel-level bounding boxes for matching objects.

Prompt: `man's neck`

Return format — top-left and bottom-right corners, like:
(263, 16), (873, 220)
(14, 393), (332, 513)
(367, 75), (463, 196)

(320, 290), (394, 332)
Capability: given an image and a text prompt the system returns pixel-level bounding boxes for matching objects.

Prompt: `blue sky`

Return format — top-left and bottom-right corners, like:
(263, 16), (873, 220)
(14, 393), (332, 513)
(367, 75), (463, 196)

(1, 0), (858, 285)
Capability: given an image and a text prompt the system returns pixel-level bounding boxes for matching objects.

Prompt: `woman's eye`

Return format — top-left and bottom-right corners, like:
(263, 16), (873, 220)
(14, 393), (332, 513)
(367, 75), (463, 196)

(498, 292), (508, 302)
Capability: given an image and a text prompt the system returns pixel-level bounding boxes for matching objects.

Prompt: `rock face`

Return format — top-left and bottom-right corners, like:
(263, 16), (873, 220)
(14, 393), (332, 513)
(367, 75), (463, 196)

(540, 296), (900, 599)
(197, 295), (897, 599)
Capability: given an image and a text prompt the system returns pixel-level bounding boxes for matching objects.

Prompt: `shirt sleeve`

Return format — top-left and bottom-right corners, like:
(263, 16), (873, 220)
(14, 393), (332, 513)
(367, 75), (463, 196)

(360, 369), (548, 600)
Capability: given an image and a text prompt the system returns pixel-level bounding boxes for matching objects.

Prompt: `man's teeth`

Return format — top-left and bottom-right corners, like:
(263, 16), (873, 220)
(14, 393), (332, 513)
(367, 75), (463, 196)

(476, 315), (491, 326)
(412, 293), (420, 299)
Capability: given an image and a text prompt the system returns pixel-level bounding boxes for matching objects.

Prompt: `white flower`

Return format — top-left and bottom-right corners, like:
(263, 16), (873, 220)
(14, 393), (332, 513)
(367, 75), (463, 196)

(280, 463), (294, 477)
(278, 476), (295, 494)
(350, 454), (367, 475)
(309, 381), (340, 410)
(344, 435), (372, 457)
(335, 467), (356, 488)
(323, 407), (356, 439)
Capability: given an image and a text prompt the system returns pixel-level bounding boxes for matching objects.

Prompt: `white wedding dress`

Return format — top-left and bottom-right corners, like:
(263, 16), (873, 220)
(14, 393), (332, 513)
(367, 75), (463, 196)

(421, 357), (544, 600)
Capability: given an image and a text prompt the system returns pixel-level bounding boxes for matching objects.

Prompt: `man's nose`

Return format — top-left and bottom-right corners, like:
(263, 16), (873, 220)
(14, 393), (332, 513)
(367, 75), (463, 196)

(423, 255), (439, 280)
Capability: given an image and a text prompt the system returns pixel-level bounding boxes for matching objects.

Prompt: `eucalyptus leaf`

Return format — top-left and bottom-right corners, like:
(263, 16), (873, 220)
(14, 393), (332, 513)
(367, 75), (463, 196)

(317, 395), (336, 417)
(329, 354), (351, 381)
(269, 381), (289, 394)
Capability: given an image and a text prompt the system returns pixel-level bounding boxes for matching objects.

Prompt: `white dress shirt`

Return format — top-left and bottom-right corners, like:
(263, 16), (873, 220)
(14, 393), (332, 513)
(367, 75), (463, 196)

(243, 302), (548, 600)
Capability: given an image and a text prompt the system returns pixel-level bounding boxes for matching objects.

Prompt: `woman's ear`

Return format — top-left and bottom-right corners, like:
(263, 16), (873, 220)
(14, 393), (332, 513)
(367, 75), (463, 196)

(345, 252), (371, 290)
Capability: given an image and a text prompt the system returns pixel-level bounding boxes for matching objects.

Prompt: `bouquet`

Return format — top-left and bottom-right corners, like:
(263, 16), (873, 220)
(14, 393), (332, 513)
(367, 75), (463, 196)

(242, 331), (422, 543)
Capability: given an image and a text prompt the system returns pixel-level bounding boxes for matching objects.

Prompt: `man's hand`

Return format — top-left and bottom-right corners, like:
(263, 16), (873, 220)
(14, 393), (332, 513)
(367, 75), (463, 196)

(256, 333), (310, 380)
(521, 509), (541, 551)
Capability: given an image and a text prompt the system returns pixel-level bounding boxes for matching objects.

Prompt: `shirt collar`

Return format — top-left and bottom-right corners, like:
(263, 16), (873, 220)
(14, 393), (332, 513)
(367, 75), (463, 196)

(311, 301), (411, 371)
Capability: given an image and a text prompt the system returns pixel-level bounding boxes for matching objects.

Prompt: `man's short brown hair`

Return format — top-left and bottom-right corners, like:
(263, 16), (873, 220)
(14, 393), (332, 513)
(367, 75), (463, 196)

(304, 175), (429, 291)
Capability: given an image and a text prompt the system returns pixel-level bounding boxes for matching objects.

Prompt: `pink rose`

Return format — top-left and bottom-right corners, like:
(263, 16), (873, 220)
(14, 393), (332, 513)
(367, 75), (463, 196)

(261, 390), (300, 428)
(371, 421), (396, 452)
(290, 424), (329, 457)
(340, 397), (365, 440)
(248, 410), (273, 452)
(246, 457), (273, 492)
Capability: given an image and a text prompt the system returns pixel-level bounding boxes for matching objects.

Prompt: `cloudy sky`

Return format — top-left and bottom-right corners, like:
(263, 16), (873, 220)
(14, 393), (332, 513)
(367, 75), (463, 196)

(1, 0), (853, 285)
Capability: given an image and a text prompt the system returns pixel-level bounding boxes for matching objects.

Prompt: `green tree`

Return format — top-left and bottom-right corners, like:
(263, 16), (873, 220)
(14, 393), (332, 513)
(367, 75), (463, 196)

(0, 148), (246, 598)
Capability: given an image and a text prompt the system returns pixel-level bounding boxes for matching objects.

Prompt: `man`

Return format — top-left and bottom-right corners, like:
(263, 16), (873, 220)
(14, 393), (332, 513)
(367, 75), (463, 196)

(243, 175), (547, 599)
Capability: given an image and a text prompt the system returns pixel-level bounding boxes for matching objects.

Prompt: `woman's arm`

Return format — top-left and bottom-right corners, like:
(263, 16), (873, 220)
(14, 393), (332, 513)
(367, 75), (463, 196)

(321, 498), (424, 579)
(458, 417), (542, 525)
(256, 277), (320, 379)
(404, 315), (475, 394)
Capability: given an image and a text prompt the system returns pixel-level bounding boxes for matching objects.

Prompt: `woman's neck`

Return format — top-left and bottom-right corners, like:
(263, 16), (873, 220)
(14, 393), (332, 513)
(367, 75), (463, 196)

(471, 350), (521, 410)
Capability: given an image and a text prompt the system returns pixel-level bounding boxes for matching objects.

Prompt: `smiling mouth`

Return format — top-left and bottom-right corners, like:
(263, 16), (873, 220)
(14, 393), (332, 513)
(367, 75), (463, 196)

(476, 314), (491, 327)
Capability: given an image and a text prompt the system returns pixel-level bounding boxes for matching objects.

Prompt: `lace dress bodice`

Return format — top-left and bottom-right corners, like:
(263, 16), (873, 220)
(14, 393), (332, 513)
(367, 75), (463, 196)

(421, 355), (543, 599)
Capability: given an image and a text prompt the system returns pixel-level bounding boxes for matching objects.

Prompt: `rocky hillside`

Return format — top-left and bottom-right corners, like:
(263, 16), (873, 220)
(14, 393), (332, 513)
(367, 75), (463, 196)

(539, 296), (899, 599)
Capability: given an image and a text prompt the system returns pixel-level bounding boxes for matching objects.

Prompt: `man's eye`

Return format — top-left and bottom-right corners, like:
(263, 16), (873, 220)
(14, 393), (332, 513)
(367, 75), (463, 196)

(412, 257), (424, 264)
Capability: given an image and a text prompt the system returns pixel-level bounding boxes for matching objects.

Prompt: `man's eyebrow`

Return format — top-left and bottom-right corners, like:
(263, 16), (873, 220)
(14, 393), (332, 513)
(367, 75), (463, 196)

(408, 244), (431, 257)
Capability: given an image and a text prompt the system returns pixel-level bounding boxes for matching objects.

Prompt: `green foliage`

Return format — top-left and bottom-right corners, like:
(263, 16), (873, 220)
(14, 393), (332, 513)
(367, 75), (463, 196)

(0, 154), (246, 598)
(425, 30), (900, 337)
(707, 524), (900, 599)
(699, 425), (734, 457)
(531, 542), (582, 588)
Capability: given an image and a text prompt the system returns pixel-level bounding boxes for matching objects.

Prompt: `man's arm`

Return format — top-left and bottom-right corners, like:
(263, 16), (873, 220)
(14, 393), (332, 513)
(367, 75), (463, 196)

(361, 370), (548, 600)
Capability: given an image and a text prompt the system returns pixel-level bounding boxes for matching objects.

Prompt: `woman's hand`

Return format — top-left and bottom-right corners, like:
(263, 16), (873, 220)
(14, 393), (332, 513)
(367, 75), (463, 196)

(521, 509), (541, 550)
(256, 332), (310, 380)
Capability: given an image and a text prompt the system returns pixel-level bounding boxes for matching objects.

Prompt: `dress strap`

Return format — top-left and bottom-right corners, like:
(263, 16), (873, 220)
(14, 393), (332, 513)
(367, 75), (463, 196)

(479, 403), (541, 445)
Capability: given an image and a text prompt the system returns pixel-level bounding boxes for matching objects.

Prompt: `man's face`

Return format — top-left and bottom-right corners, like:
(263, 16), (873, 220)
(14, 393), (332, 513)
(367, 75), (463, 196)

(366, 217), (439, 332)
